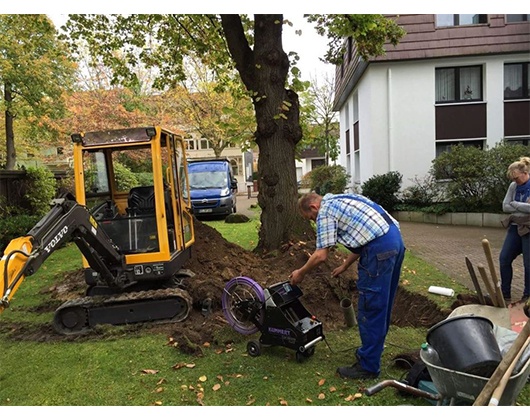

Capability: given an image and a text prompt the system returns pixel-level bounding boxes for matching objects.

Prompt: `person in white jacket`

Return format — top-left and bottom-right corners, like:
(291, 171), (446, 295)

(500, 156), (530, 304)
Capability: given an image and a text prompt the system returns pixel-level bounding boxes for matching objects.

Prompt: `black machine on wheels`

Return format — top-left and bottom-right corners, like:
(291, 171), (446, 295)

(222, 277), (325, 362)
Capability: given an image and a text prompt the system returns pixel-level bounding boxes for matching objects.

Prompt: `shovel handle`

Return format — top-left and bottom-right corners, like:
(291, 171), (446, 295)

(482, 239), (506, 308)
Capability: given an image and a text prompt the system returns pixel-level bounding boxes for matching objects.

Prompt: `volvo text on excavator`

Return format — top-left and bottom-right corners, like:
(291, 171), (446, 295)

(0, 126), (196, 335)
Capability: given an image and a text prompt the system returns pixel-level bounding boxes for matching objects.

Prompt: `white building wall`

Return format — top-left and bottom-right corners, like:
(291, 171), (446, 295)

(338, 52), (528, 191)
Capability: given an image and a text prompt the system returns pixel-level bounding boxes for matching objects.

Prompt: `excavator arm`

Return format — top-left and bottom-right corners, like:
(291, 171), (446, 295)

(0, 193), (125, 314)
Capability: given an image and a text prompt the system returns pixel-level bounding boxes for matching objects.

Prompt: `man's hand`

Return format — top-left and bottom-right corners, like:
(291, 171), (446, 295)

(331, 252), (360, 277)
(331, 264), (348, 277)
(289, 269), (304, 285)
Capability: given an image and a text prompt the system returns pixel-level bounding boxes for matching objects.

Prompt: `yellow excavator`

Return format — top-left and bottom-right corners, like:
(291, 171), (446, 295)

(0, 126), (196, 334)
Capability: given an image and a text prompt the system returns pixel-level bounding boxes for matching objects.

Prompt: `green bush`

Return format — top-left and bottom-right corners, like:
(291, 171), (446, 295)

(0, 196), (25, 218)
(56, 171), (75, 196)
(483, 141), (530, 211)
(400, 174), (446, 208)
(0, 214), (41, 252)
(361, 171), (402, 211)
(23, 166), (57, 217)
(307, 164), (350, 195)
(113, 161), (140, 191)
(431, 142), (530, 212)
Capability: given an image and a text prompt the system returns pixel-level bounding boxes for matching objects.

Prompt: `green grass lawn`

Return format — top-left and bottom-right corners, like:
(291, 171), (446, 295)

(1, 210), (528, 407)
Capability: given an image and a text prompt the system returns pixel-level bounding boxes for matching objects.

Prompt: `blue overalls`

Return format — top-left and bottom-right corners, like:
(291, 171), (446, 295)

(347, 198), (406, 374)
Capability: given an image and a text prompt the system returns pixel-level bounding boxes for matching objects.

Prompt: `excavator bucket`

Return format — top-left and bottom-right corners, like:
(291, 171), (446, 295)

(0, 236), (33, 313)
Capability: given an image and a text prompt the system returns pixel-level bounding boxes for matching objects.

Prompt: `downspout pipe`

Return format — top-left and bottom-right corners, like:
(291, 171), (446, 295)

(387, 67), (393, 172)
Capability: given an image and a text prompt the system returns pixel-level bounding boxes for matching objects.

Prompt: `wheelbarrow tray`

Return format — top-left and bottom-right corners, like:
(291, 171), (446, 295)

(420, 351), (530, 405)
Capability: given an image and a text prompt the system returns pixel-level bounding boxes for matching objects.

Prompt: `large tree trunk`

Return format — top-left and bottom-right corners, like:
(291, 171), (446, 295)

(4, 83), (16, 170)
(221, 14), (314, 252)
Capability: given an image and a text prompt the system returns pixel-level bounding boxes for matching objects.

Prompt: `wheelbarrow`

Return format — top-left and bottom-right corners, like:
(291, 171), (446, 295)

(366, 314), (530, 406)
(418, 348), (530, 405)
(365, 353), (530, 405)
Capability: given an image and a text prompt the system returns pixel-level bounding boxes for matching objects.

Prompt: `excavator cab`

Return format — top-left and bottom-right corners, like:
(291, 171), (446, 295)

(72, 126), (194, 291)
(0, 126), (196, 334)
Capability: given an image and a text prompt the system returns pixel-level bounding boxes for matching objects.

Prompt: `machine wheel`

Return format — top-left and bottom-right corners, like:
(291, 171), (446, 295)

(295, 351), (307, 363)
(165, 269), (195, 289)
(295, 347), (315, 363)
(53, 304), (88, 335)
(247, 340), (262, 357)
(222, 276), (265, 335)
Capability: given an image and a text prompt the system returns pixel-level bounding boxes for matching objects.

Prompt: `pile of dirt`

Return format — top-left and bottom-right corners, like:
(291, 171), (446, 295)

(5, 219), (456, 348)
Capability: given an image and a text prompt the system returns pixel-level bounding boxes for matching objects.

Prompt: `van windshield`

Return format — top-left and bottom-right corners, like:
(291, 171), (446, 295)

(189, 171), (228, 189)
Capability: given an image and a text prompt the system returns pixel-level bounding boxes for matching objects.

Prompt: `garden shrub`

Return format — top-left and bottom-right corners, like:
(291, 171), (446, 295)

(308, 164), (350, 195)
(23, 166), (57, 217)
(361, 171), (402, 211)
(0, 214), (41, 253)
(399, 174), (446, 209)
(431, 142), (530, 212)
(113, 161), (140, 191)
(482, 142), (530, 211)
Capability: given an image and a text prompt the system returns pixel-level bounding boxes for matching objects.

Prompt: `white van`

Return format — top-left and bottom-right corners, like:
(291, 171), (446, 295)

(187, 158), (238, 217)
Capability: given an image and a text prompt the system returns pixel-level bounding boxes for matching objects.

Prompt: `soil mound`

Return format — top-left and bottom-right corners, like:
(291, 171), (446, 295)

(4, 219), (454, 348)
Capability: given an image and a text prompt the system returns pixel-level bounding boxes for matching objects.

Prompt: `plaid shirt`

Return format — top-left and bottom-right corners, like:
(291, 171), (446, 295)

(315, 193), (396, 250)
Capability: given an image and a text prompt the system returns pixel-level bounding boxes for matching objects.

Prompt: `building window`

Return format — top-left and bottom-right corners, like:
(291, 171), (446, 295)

(435, 66), (483, 103)
(506, 15), (530, 23)
(311, 158), (325, 170)
(435, 140), (484, 158)
(229, 159), (239, 176)
(504, 63), (530, 99)
(436, 14), (488, 27)
(506, 138), (529, 146)
(199, 139), (210, 149)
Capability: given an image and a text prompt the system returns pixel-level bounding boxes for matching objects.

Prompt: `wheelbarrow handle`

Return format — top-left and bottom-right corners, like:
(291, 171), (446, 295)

(365, 379), (440, 400)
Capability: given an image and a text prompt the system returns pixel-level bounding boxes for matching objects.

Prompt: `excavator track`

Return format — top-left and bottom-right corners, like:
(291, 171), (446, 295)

(52, 287), (192, 335)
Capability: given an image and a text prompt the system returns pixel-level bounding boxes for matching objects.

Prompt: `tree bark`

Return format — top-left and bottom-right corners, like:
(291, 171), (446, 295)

(4, 83), (16, 170)
(221, 14), (313, 252)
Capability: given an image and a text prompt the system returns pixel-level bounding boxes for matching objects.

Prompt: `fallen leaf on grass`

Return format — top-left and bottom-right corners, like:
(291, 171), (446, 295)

(203, 342), (210, 347)
(306, 398), (313, 403)
(212, 384), (221, 391)
(344, 393), (363, 402)
(318, 378), (326, 386)
(155, 387), (164, 393)
(154, 401), (163, 406)
(172, 362), (195, 370)
(329, 386), (336, 392)
(141, 369), (159, 375)
(318, 393), (326, 400)
(156, 378), (166, 385)
(279, 398), (288, 406)
(246, 396), (256, 405)
(199, 375), (207, 382)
